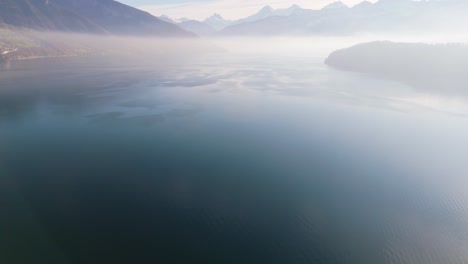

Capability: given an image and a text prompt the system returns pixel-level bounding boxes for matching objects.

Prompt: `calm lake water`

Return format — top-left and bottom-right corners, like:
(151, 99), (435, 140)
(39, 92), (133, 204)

(2, 45), (468, 264)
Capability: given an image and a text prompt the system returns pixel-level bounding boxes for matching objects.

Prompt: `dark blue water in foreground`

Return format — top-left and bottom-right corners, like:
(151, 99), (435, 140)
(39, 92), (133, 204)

(2, 53), (468, 264)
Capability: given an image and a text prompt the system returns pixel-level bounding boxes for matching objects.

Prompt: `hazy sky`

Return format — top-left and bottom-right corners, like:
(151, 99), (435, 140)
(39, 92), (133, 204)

(119, 0), (376, 20)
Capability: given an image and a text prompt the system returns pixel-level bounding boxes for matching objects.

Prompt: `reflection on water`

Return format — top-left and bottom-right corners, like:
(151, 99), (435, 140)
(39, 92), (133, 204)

(1, 52), (468, 264)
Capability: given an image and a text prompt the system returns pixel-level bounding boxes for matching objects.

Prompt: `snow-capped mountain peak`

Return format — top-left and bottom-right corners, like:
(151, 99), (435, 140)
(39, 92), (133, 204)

(203, 13), (231, 30)
(323, 1), (349, 9)
(259, 5), (274, 13)
(288, 4), (302, 11)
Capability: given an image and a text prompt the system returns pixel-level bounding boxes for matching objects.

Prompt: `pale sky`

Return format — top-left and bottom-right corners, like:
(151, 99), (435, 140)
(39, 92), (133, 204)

(119, 0), (377, 20)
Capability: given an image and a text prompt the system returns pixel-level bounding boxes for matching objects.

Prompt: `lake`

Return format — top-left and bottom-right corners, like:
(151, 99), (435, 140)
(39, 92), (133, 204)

(2, 40), (468, 264)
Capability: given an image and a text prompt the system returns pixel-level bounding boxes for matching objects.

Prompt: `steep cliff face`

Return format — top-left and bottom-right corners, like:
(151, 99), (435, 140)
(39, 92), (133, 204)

(0, 0), (193, 36)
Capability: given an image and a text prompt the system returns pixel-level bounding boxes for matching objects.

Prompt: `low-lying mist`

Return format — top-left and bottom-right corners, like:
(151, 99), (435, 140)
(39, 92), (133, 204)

(3, 28), (468, 63)
(0, 30), (219, 63)
(3, 30), (468, 103)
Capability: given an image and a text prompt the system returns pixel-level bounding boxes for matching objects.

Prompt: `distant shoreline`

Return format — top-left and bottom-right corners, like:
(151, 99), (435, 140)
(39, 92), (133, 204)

(325, 41), (468, 96)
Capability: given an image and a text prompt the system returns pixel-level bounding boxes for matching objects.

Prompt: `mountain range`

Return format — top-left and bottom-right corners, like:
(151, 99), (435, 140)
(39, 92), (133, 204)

(2, 0), (467, 38)
(1, 0), (468, 62)
(161, 0), (468, 36)
(160, 4), (307, 36)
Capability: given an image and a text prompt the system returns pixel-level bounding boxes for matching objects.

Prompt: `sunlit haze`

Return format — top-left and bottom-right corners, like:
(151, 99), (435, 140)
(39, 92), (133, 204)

(3, 0), (468, 263)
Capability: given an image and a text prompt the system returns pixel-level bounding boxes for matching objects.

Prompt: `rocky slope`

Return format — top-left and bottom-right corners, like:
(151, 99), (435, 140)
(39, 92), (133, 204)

(0, 0), (192, 36)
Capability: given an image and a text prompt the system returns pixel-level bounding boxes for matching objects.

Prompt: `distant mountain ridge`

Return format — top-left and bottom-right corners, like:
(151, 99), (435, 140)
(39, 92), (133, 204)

(178, 20), (216, 36)
(159, 4), (306, 35)
(0, 0), (192, 36)
(203, 14), (231, 31)
(160, 0), (468, 36)
(218, 0), (468, 35)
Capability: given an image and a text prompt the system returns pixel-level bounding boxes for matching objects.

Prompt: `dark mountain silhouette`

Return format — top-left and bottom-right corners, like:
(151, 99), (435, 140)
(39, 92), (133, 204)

(325, 41), (468, 96)
(0, 0), (192, 36)
(0, 0), (197, 62)
(0, 0), (105, 33)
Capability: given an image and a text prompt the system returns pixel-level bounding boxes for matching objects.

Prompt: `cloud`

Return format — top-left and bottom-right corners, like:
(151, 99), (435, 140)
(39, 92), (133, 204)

(138, 0), (376, 20)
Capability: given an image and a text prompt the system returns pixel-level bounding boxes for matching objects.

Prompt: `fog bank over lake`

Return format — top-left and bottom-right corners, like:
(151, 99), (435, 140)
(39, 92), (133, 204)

(2, 37), (468, 264)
